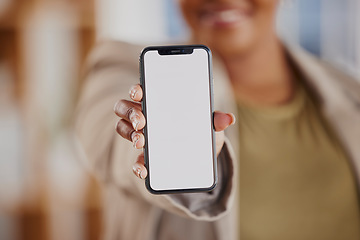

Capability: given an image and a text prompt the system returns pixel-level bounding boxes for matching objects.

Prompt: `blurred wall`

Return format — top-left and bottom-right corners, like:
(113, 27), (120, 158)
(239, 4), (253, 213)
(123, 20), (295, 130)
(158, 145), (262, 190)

(95, 0), (168, 43)
(0, 1), (101, 240)
(278, 0), (359, 78)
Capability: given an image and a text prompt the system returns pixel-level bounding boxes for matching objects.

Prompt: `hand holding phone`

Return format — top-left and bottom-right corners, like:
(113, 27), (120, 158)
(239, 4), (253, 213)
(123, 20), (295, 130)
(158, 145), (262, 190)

(113, 45), (235, 194)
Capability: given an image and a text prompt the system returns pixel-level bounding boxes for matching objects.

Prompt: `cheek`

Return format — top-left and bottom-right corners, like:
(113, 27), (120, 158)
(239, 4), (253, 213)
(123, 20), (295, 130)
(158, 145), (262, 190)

(251, 0), (279, 26)
(178, 0), (203, 28)
(251, 0), (280, 19)
(252, 0), (280, 7)
(254, 0), (280, 15)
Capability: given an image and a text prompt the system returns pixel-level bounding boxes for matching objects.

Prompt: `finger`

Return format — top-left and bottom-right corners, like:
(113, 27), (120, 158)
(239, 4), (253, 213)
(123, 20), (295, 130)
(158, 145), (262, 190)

(115, 119), (145, 148)
(129, 84), (143, 102)
(132, 152), (147, 179)
(215, 131), (225, 156)
(115, 119), (135, 141)
(114, 100), (146, 131)
(131, 131), (145, 149)
(214, 111), (236, 132)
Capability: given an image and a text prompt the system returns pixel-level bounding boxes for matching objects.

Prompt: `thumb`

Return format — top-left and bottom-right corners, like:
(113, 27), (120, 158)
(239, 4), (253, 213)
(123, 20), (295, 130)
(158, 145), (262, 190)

(214, 111), (236, 132)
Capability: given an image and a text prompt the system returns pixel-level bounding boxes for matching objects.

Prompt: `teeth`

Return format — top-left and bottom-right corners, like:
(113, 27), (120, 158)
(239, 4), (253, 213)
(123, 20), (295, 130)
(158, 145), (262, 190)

(201, 8), (245, 26)
(217, 10), (241, 22)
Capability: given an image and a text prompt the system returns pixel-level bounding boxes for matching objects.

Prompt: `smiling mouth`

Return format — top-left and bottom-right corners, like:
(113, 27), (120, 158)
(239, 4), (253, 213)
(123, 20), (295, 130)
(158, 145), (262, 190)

(200, 8), (249, 28)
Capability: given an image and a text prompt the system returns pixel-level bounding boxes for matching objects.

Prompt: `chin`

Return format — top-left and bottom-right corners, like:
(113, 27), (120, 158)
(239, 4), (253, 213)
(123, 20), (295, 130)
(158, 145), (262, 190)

(194, 30), (256, 58)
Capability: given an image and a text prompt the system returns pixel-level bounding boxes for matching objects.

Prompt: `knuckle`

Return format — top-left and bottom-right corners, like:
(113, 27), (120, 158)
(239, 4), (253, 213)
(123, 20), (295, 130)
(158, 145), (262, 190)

(113, 100), (120, 112)
(114, 99), (126, 113)
(118, 99), (126, 105)
(117, 120), (132, 140)
(127, 129), (135, 141)
(115, 121), (120, 133)
(116, 120), (125, 135)
(125, 107), (135, 120)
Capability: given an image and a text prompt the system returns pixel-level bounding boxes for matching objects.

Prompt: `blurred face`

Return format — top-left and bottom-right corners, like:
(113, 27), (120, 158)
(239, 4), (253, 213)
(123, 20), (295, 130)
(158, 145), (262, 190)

(179, 0), (280, 57)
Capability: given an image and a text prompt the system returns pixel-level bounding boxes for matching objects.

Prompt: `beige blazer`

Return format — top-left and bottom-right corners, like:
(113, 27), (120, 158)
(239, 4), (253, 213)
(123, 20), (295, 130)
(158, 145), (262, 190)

(74, 41), (360, 240)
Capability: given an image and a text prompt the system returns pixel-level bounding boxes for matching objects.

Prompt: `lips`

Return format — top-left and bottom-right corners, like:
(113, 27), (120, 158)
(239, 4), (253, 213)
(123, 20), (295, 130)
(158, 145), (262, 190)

(199, 5), (250, 28)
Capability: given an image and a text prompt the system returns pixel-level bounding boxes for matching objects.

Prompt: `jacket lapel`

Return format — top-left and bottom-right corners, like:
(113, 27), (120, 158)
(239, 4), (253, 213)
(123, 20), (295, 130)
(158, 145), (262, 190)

(286, 43), (360, 186)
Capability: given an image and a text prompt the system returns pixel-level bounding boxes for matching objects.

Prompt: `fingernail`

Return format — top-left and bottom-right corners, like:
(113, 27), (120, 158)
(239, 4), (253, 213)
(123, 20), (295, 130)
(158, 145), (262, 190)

(132, 118), (139, 131)
(139, 170), (146, 179)
(133, 165), (143, 179)
(137, 169), (142, 179)
(130, 113), (140, 131)
(129, 87), (137, 99)
(228, 113), (236, 125)
(132, 133), (140, 148)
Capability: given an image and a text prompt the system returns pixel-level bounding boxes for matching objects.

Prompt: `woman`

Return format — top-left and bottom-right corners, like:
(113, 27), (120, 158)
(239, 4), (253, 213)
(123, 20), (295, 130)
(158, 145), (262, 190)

(75, 0), (360, 239)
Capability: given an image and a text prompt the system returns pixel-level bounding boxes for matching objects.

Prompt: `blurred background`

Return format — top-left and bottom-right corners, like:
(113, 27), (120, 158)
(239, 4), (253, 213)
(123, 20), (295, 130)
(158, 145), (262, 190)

(0, 0), (359, 239)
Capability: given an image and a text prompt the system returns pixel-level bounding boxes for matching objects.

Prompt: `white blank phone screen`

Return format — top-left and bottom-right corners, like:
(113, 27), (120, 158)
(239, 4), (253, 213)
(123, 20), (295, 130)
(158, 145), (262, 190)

(143, 48), (215, 191)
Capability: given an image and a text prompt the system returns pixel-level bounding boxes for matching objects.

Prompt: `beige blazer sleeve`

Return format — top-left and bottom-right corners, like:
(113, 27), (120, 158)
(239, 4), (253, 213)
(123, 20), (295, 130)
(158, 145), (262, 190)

(74, 40), (237, 221)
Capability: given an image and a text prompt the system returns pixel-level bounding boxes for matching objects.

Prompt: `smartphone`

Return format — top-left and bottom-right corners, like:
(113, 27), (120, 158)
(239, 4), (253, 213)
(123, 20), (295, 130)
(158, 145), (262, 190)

(139, 45), (217, 194)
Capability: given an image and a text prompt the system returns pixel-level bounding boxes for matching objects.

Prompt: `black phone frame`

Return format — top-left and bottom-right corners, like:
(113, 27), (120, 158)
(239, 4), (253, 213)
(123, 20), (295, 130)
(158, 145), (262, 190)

(139, 45), (217, 194)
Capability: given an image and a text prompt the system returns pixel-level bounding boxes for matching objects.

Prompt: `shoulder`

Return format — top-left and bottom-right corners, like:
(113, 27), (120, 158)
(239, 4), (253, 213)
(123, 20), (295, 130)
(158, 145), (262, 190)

(285, 43), (360, 106)
(318, 60), (360, 94)
(84, 40), (144, 75)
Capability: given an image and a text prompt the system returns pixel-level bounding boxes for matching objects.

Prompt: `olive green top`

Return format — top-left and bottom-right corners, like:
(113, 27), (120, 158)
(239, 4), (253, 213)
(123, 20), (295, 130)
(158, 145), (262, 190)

(237, 82), (360, 240)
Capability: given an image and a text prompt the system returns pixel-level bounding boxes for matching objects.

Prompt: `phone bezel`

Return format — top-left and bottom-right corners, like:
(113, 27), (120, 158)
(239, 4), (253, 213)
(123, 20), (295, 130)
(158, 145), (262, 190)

(139, 45), (217, 194)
